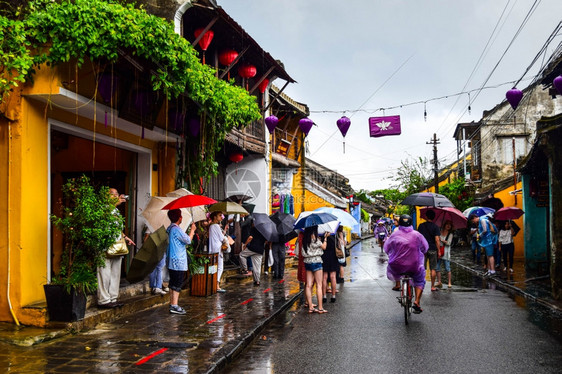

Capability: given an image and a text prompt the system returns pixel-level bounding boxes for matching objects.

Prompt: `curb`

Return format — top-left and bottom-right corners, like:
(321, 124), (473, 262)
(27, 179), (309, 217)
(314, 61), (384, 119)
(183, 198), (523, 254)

(452, 260), (561, 314)
(204, 289), (303, 374)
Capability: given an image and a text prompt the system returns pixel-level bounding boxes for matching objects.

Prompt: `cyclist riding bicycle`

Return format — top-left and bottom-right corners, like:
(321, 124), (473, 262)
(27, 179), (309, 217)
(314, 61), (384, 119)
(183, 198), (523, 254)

(374, 220), (389, 249)
(384, 214), (429, 314)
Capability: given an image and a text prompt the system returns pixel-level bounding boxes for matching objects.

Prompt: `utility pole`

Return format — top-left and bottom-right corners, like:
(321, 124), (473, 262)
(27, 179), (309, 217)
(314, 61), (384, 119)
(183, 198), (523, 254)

(427, 133), (440, 193)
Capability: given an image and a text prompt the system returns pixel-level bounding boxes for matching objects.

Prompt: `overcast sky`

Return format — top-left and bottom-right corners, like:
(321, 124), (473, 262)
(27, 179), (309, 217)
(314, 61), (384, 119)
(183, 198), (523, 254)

(219, 1), (562, 192)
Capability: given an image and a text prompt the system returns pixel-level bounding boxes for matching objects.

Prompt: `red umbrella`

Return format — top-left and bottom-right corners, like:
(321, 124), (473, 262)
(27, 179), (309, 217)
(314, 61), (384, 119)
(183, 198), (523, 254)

(494, 207), (524, 221)
(161, 195), (217, 210)
(420, 207), (467, 229)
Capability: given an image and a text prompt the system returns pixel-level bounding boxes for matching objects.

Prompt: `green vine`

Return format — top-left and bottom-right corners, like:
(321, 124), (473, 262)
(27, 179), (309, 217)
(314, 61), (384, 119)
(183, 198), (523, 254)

(1, 0), (261, 179)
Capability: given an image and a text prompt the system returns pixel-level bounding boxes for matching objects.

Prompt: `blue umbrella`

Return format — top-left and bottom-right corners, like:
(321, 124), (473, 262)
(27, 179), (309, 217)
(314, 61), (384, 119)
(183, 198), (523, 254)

(294, 212), (338, 230)
(463, 206), (495, 218)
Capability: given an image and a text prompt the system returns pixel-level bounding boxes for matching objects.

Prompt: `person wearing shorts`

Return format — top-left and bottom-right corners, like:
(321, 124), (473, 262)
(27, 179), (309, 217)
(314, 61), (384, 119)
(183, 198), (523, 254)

(417, 209), (441, 291)
(296, 225), (328, 314)
(166, 209), (196, 315)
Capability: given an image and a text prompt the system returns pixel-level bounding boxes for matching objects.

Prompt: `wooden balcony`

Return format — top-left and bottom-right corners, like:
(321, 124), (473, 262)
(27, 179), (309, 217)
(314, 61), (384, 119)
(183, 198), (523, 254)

(225, 120), (266, 155)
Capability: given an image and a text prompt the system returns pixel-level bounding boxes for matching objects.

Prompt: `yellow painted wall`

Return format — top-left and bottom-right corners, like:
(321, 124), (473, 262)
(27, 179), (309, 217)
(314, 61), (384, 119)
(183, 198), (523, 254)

(0, 63), (167, 326)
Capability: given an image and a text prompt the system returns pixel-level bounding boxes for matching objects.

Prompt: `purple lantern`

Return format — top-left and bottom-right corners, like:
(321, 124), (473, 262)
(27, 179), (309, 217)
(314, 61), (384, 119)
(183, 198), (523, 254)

(506, 88), (523, 110)
(187, 118), (200, 137)
(98, 72), (119, 103)
(553, 75), (562, 96)
(265, 115), (279, 134)
(168, 109), (185, 132)
(298, 118), (313, 136)
(336, 116), (351, 153)
(337, 116), (351, 137)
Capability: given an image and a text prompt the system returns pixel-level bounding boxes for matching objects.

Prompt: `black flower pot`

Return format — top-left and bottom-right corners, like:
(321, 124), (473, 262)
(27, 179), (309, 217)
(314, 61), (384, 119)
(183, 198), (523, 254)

(43, 284), (87, 322)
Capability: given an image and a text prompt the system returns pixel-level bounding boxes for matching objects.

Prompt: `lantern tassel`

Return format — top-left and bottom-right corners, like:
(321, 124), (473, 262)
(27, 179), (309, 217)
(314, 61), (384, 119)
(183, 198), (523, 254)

(104, 111), (107, 128)
(343, 140), (346, 153)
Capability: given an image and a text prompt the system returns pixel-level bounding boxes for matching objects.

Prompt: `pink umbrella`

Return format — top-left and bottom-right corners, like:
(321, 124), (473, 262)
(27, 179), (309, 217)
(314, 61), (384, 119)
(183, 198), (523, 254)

(420, 207), (467, 229)
(494, 207), (524, 221)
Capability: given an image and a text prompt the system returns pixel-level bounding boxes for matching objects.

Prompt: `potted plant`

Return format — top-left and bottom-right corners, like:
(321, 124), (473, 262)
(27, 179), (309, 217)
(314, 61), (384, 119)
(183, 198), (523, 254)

(47, 175), (123, 321)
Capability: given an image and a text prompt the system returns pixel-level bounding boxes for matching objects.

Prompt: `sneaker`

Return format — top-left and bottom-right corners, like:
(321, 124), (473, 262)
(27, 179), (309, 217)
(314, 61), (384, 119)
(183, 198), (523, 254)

(509, 268), (514, 273)
(152, 288), (167, 295)
(162, 286), (170, 292)
(169, 305), (186, 315)
(503, 267), (507, 271)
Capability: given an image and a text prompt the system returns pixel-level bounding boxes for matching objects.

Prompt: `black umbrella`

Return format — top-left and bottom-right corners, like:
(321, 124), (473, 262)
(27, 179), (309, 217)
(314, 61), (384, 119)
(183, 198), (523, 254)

(252, 213), (279, 242)
(126, 226), (168, 284)
(401, 192), (455, 208)
(270, 212), (297, 243)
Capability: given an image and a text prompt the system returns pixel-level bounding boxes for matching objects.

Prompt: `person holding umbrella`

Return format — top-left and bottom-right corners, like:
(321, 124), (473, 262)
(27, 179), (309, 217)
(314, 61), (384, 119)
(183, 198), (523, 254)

(240, 220), (268, 286)
(166, 209), (196, 315)
(296, 225), (329, 314)
(436, 220), (454, 289)
(470, 213), (498, 276)
(417, 209), (441, 292)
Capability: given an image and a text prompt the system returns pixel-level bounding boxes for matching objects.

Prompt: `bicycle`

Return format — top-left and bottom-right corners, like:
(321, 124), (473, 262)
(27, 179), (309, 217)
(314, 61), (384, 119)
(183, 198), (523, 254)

(397, 272), (414, 325)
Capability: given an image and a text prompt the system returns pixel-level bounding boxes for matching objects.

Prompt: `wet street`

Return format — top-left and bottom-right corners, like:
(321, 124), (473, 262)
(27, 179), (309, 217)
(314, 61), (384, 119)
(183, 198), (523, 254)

(224, 238), (562, 374)
(0, 237), (560, 373)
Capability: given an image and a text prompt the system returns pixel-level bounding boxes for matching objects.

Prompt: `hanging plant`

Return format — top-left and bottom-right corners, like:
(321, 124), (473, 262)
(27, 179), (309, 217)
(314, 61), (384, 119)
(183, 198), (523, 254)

(1, 0), (261, 178)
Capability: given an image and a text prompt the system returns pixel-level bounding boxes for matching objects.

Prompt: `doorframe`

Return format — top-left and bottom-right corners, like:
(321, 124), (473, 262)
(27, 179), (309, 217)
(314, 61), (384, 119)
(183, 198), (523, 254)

(47, 118), (152, 280)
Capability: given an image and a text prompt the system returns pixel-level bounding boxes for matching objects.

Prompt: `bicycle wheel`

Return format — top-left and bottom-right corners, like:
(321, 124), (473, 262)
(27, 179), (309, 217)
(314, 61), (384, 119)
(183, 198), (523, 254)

(402, 279), (409, 325)
(406, 284), (413, 317)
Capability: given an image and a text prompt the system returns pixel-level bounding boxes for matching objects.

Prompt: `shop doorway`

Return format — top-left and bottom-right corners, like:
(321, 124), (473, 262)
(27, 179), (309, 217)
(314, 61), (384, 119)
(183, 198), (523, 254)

(49, 124), (149, 283)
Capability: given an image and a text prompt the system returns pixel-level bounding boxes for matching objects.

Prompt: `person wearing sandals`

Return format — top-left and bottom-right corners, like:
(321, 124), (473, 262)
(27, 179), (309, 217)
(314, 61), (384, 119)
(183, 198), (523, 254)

(436, 220), (453, 289)
(384, 215), (429, 314)
(296, 225), (328, 314)
(321, 232), (339, 304)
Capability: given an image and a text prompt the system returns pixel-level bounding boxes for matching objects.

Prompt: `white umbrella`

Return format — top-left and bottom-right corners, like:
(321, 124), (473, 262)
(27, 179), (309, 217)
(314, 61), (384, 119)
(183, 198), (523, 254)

(314, 207), (358, 227)
(140, 196), (191, 232)
(166, 188), (208, 223)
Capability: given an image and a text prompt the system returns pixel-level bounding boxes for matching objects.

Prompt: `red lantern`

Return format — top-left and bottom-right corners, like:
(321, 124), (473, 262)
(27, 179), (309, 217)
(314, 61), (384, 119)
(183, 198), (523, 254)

(219, 50), (238, 66)
(258, 78), (270, 94)
(194, 28), (214, 64)
(238, 64), (257, 79)
(229, 152), (243, 163)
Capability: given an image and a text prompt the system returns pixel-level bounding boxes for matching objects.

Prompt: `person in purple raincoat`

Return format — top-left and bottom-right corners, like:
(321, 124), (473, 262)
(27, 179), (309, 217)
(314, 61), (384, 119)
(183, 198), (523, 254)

(384, 214), (429, 313)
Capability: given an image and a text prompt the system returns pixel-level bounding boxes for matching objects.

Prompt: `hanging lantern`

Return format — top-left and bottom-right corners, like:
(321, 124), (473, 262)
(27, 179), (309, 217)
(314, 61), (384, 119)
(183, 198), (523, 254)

(265, 115), (278, 134)
(219, 49), (238, 66)
(506, 88), (523, 110)
(336, 116), (351, 153)
(238, 64), (257, 90)
(238, 64), (257, 79)
(187, 118), (200, 137)
(258, 78), (270, 94)
(553, 75), (562, 96)
(168, 109), (185, 132)
(98, 72), (119, 104)
(229, 152), (244, 163)
(219, 49), (238, 80)
(299, 118), (313, 137)
(194, 28), (214, 64)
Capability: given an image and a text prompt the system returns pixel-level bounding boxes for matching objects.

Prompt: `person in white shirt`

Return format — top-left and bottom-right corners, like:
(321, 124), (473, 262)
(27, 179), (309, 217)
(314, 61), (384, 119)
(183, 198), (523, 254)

(208, 211), (229, 292)
(498, 221), (516, 273)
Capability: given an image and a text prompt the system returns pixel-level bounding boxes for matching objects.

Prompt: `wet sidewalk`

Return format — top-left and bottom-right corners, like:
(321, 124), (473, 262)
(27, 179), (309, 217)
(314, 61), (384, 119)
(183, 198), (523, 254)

(450, 246), (562, 313)
(0, 262), (303, 373)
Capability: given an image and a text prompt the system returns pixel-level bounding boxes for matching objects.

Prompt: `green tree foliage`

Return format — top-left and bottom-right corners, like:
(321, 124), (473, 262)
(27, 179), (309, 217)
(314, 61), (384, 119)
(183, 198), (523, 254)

(438, 178), (473, 212)
(392, 157), (432, 195)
